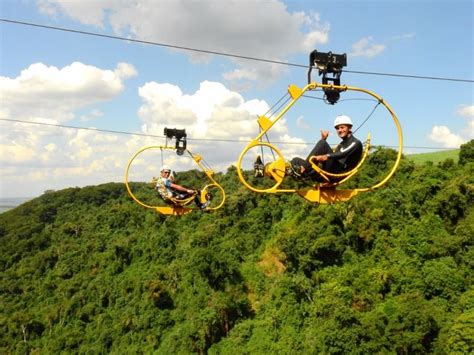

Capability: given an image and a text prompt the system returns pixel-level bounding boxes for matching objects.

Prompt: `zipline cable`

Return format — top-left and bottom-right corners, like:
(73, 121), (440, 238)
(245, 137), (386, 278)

(0, 117), (460, 150)
(1, 18), (473, 84)
(0, 118), (164, 139)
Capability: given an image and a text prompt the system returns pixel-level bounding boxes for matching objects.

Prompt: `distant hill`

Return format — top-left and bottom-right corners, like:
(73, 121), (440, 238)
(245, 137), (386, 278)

(406, 149), (459, 165)
(1, 148), (472, 354)
(0, 197), (33, 213)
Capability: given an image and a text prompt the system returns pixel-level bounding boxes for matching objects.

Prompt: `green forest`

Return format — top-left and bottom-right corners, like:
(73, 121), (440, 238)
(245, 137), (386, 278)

(1, 141), (473, 354)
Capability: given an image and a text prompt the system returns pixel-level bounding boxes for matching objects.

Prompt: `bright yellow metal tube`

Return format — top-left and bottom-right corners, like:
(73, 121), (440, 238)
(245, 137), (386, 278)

(236, 82), (403, 203)
(125, 146), (226, 214)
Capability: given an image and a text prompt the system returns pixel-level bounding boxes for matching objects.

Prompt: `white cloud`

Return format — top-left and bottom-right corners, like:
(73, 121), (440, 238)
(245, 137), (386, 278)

(456, 104), (474, 139)
(296, 115), (311, 130)
(37, 0), (329, 86)
(457, 105), (474, 118)
(40, 143), (58, 162)
(0, 144), (36, 163)
(0, 123), (135, 197)
(37, 0), (118, 27)
(0, 64), (308, 197)
(137, 80), (307, 171)
(115, 62), (137, 79)
(350, 36), (386, 58)
(138, 80), (261, 139)
(80, 109), (104, 122)
(223, 61), (292, 89)
(428, 126), (465, 148)
(428, 104), (474, 148)
(138, 82), (198, 134)
(0, 61), (137, 197)
(0, 61), (136, 123)
(0, 58), (136, 185)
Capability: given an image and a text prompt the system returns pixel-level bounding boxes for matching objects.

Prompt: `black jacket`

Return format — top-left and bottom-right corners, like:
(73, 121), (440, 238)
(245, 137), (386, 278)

(327, 135), (363, 171)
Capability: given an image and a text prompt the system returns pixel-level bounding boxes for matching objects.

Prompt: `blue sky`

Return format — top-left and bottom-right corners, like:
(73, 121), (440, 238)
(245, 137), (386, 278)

(1, 0), (473, 198)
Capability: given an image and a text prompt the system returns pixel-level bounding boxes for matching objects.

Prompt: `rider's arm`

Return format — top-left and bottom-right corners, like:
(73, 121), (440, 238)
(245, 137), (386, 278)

(327, 138), (361, 160)
(170, 182), (194, 194)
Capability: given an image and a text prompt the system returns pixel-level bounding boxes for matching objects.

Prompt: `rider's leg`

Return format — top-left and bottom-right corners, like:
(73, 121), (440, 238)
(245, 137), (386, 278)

(254, 155), (265, 177)
(306, 139), (333, 160)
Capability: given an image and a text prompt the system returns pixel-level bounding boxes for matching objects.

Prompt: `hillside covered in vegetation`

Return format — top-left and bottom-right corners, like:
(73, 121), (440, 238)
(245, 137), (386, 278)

(1, 142), (473, 354)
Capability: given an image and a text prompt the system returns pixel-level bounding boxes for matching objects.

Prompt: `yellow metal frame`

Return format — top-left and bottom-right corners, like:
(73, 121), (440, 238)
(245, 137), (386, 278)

(125, 146), (226, 215)
(236, 82), (403, 204)
(308, 133), (371, 186)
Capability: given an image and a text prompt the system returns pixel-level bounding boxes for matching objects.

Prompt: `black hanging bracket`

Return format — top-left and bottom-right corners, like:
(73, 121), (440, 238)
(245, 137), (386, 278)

(164, 127), (187, 156)
(307, 50), (347, 104)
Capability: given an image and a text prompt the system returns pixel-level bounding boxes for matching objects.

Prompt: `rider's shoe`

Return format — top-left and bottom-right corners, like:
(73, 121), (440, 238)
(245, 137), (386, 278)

(285, 164), (301, 178)
(254, 155), (264, 178)
(200, 200), (211, 210)
(200, 192), (213, 210)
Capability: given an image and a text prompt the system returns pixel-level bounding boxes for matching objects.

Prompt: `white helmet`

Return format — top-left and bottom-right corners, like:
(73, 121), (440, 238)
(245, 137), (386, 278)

(160, 164), (171, 172)
(334, 114), (353, 128)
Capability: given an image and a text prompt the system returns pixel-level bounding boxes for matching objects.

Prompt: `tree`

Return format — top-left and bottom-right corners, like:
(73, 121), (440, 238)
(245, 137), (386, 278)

(459, 139), (474, 165)
(0, 160), (472, 353)
(446, 311), (474, 353)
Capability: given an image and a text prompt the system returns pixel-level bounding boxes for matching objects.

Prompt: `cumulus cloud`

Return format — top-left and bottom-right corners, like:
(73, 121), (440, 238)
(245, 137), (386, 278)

(37, 0), (117, 27)
(0, 61), (137, 197)
(0, 61), (136, 123)
(296, 115), (311, 130)
(0, 121), (136, 197)
(428, 126), (465, 148)
(457, 105), (474, 118)
(428, 104), (474, 148)
(139, 80), (261, 139)
(0, 143), (36, 163)
(37, 0), (329, 86)
(137, 80), (308, 171)
(456, 105), (474, 138)
(350, 36), (386, 58)
(223, 61), (292, 90)
(138, 80), (262, 165)
(80, 109), (104, 122)
(1, 65), (309, 197)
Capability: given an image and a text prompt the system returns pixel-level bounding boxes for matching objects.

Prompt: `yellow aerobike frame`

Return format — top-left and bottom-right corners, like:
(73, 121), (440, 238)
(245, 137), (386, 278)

(125, 146), (226, 215)
(236, 82), (403, 204)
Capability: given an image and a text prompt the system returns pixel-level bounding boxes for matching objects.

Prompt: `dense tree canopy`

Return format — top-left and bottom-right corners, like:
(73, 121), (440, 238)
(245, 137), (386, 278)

(1, 147), (473, 354)
(459, 139), (474, 166)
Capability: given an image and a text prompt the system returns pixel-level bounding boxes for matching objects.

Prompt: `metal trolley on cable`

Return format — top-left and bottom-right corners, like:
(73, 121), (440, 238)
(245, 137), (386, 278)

(125, 128), (226, 216)
(236, 50), (403, 204)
